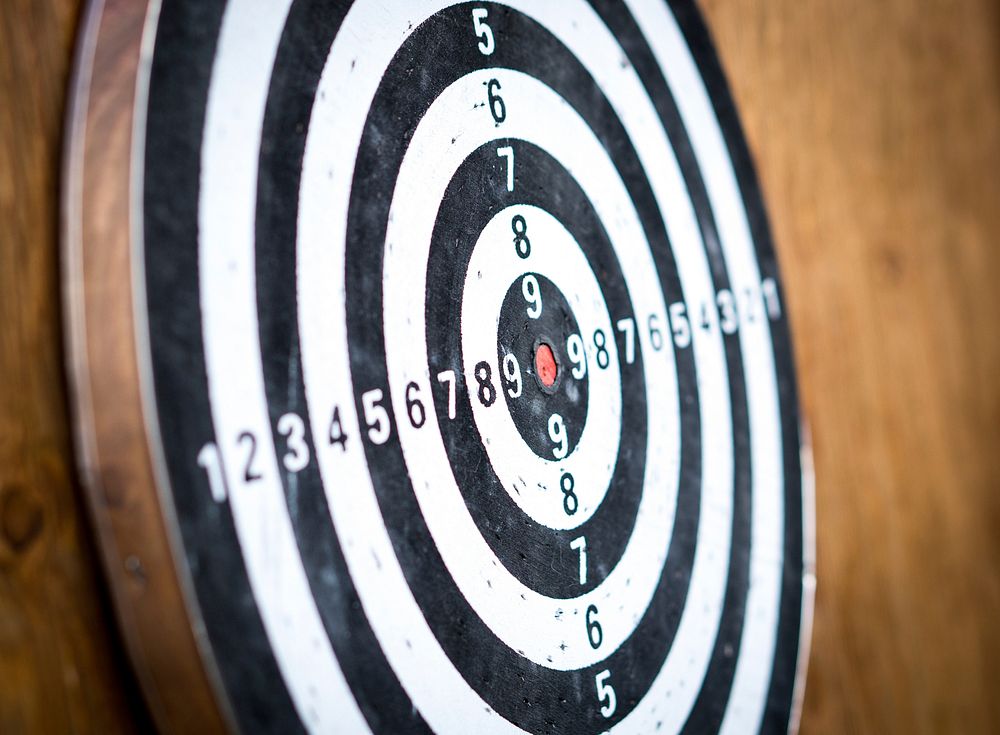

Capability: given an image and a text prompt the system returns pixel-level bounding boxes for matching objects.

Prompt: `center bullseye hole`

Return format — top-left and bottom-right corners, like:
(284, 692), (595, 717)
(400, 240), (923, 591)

(535, 342), (558, 388)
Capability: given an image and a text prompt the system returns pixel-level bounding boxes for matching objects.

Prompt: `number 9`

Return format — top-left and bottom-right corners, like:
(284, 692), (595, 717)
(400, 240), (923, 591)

(502, 353), (522, 398)
(548, 413), (568, 459)
(522, 274), (542, 319)
(566, 333), (586, 379)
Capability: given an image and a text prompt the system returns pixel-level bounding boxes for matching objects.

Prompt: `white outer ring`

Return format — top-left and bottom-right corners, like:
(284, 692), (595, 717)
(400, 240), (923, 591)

(197, 0), (366, 731)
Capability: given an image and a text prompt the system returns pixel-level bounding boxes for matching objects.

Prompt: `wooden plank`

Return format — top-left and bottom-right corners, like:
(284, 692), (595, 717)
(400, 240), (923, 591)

(0, 1), (147, 733)
(699, 0), (1000, 732)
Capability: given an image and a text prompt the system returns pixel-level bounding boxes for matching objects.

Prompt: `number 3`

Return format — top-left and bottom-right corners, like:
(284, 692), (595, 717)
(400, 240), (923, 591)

(277, 412), (310, 473)
(472, 8), (495, 55)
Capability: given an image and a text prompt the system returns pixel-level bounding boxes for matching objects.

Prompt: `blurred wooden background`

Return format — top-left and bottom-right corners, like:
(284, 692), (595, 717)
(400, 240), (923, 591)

(2, 0), (999, 732)
(700, 0), (1000, 731)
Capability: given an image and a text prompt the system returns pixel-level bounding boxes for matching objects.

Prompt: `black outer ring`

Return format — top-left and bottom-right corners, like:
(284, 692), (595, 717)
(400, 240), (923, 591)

(342, 5), (713, 731)
(142, 0), (305, 732)
(425, 141), (649, 598)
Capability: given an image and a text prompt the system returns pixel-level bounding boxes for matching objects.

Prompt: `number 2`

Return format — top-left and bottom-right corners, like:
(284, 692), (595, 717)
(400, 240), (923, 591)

(238, 431), (261, 482)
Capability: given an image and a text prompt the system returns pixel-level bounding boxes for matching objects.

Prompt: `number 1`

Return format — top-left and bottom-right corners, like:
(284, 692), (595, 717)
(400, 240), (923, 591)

(197, 442), (228, 503)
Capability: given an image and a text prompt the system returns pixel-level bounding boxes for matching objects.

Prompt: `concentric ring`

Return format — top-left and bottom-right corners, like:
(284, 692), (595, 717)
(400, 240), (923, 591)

(119, 0), (812, 733)
(423, 142), (650, 597)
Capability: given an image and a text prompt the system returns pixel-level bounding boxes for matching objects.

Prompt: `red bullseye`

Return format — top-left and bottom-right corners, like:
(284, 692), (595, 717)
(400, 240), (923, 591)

(535, 343), (558, 388)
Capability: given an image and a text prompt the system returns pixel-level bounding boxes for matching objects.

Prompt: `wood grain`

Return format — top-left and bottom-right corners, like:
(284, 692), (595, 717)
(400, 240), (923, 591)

(2, 0), (1000, 733)
(0, 0), (146, 733)
(699, 0), (1000, 732)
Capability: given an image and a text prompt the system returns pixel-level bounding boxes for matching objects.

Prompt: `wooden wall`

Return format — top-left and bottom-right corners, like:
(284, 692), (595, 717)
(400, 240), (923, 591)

(1, 0), (998, 732)
(700, 0), (1000, 731)
(0, 0), (146, 732)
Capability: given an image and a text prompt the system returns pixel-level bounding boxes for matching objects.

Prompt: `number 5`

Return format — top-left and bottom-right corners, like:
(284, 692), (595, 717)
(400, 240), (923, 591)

(595, 669), (617, 718)
(472, 8), (495, 55)
(362, 388), (391, 445)
(668, 301), (691, 349)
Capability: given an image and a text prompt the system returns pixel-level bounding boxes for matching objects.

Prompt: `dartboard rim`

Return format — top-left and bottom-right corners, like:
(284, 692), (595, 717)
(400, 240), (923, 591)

(62, 1), (817, 734)
(62, 0), (235, 732)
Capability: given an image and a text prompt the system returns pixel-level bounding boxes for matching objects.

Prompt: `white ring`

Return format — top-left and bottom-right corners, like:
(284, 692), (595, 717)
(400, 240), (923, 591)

(196, 0), (366, 731)
(461, 205), (622, 530)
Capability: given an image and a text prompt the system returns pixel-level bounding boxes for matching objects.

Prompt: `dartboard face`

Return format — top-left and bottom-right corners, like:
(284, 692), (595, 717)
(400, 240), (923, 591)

(66, 1), (813, 733)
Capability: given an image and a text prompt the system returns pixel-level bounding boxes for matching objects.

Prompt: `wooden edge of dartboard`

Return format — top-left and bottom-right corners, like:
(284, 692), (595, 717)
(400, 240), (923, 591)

(61, 1), (234, 732)
(791, 423), (816, 735)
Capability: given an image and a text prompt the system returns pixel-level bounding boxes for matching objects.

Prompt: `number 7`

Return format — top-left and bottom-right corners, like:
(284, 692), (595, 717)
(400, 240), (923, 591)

(570, 535), (587, 584)
(436, 369), (457, 420)
(497, 145), (514, 191)
(615, 318), (635, 364)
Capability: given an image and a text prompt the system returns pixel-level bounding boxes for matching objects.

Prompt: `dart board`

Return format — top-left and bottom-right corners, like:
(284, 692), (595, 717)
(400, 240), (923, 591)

(64, 0), (815, 733)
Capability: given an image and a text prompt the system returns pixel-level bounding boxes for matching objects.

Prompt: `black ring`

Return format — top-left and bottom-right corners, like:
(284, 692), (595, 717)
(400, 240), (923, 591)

(424, 141), (648, 599)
